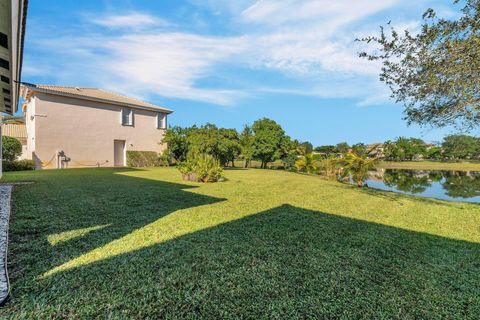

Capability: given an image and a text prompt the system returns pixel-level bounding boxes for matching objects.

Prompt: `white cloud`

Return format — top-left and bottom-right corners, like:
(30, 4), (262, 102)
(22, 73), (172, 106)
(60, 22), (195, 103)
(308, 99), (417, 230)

(242, 0), (399, 27)
(92, 13), (169, 29)
(28, 1), (427, 106)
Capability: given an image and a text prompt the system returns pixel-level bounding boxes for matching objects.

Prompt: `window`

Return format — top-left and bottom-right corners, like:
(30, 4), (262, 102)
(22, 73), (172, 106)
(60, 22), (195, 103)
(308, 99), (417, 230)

(0, 58), (9, 70)
(157, 113), (166, 129)
(0, 33), (7, 49)
(121, 107), (133, 126)
(0, 76), (9, 84)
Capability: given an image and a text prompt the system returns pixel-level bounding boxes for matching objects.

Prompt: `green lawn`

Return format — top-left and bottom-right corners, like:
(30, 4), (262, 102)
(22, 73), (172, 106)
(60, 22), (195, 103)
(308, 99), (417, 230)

(379, 160), (480, 171)
(1, 167), (480, 318)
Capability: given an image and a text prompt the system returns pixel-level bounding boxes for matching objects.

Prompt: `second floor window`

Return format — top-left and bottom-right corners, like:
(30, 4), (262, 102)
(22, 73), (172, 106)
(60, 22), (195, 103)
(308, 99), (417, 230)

(157, 113), (166, 129)
(121, 107), (133, 126)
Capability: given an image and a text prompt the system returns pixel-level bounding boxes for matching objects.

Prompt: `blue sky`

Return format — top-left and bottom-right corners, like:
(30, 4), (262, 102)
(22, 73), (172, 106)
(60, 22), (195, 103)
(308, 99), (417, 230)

(21, 0), (474, 146)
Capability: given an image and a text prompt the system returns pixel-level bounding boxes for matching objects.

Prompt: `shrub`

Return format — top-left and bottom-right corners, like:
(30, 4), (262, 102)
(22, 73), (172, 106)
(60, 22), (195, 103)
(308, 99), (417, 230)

(318, 158), (341, 177)
(193, 155), (224, 182)
(295, 154), (318, 174)
(158, 150), (173, 166)
(177, 154), (224, 183)
(3, 159), (36, 172)
(281, 153), (297, 171)
(126, 151), (161, 167)
(2, 136), (22, 161)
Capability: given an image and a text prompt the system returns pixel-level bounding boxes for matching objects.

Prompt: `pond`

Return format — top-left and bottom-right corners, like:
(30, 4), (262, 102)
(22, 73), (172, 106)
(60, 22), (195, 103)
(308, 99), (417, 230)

(364, 169), (480, 203)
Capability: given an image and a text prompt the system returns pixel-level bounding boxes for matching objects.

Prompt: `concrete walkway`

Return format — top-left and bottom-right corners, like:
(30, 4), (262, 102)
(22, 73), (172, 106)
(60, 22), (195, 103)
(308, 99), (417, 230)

(0, 185), (12, 305)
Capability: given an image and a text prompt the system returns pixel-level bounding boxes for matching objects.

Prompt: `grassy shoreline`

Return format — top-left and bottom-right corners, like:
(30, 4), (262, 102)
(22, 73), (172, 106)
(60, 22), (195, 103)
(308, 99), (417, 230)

(379, 160), (480, 171)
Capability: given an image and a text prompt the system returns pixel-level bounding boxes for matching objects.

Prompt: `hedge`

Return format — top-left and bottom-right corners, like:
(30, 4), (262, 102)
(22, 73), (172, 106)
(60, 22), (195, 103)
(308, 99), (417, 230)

(3, 159), (36, 172)
(126, 151), (161, 167)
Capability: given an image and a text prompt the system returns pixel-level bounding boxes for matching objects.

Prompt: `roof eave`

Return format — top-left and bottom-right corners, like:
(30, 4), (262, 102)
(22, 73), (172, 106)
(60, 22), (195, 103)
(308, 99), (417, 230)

(21, 85), (174, 114)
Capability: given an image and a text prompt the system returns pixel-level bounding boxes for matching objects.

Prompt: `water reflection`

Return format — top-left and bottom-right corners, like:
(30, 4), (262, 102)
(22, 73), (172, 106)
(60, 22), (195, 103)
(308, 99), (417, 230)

(366, 169), (480, 203)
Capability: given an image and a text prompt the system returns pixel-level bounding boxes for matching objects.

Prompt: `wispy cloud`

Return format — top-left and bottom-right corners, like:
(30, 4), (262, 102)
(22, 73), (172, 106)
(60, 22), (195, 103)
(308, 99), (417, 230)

(25, 2), (430, 106)
(91, 12), (169, 29)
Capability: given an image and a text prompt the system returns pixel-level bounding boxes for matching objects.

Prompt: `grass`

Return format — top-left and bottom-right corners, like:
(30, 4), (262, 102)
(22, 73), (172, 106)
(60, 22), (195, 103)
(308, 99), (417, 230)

(1, 167), (480, 318)
(379, 160), (480, 171)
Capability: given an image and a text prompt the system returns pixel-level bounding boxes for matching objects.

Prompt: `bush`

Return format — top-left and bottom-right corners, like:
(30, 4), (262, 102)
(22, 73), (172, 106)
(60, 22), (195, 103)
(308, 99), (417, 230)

(3, 159), (36, 172)
(126, 151), (161, 167)
(177, 154), (224, 183)
(193, 155), (224, 182)
(2, 136), (22, 161)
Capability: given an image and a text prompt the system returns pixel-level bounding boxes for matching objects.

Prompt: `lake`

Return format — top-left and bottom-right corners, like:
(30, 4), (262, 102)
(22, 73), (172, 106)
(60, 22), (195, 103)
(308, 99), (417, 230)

(365, 169), (480, 203)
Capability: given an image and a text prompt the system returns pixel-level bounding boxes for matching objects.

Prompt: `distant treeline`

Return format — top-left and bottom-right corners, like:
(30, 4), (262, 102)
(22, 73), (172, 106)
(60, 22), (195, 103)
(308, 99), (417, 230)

(163, 118), (315, 169)
(314, 135), (480, 161)
(163, 119), (480, 168)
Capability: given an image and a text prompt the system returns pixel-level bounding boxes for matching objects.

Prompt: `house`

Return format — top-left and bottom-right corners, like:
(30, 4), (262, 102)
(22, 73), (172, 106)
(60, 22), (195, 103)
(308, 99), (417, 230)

(0, 0), (28, 115)
(1, 0), (29, 177)
(20, 84), (173, 169)
(2, 116), (27, 159)
(366, 143), (385, 158)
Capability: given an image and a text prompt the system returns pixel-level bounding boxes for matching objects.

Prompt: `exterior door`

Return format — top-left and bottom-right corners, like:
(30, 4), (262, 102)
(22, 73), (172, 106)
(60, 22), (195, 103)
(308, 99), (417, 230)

(114, 140), (126, 167)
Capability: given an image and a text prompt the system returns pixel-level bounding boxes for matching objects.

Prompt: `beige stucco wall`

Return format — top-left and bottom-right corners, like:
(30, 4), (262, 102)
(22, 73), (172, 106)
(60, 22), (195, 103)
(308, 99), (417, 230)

(25, 96), (36, 160)
(25, 93), (167, 169)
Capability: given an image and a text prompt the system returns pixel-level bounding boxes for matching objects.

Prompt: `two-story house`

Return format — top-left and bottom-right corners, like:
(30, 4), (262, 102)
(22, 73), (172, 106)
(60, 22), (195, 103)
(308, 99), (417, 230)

(20, 84), (173, 169)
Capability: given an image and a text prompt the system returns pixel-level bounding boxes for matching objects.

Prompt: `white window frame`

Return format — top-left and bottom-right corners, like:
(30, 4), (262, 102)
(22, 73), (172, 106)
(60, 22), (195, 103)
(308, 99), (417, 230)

(157, 112), (167, 129)
(121, 107), (133, 126)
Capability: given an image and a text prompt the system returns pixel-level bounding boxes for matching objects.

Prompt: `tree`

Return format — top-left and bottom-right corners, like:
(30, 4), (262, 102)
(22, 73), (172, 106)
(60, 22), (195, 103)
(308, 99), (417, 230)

(280, 137), (299, 171)
(298, 141), (313, 155)
(314, 145), (336, 156)
(318, 158), (340, 177)
(426, 146), (443, 160)
(351, 143), (368, 157)
(383, 137), (428, 161)
(335, 142), (350, 154)
(218, 128), (241, 167)
(340, 152), (379, 187)
(186, 124), (240, 166)
(163, 126), (190, 162)
(359, 0), (480, 129)
(240, 125), (254, 168)
(295, 153), (317, 174)
(2, 136), (22, 161)
(442, 134), (480, 160)
(252, 118), (286, 169)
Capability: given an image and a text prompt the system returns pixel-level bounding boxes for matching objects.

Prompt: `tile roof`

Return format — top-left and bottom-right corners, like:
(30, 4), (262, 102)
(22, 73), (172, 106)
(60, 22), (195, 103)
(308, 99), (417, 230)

(21, 83), (173, 113)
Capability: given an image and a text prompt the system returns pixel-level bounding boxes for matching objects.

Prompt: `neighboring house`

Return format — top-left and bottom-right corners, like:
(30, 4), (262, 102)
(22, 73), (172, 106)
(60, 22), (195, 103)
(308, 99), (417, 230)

(367, 143), (385, 158)
(20, 84), (173, 169)
(2, 117), (27, 159)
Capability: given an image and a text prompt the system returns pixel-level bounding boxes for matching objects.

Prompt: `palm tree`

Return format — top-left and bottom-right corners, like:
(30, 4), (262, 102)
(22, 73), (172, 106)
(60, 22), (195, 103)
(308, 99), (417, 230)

(340, 152), (379, 187)
(318, 157), (340, 177)
(295, 153), (317, 174)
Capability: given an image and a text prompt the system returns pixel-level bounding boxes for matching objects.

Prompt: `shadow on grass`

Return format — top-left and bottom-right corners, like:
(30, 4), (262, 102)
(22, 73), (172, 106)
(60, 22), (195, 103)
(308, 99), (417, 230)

(7, 198), (480, 317)
(7, 168), (225, 279)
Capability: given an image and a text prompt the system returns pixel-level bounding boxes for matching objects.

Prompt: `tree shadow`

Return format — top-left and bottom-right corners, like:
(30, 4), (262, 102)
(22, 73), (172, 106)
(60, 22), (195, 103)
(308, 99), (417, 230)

(10, 202), (480, 318)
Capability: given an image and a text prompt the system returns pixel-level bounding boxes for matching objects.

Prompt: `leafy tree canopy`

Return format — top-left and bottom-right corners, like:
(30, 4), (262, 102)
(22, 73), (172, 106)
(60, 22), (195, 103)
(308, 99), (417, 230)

(442, 134), (480, 159)
(163, 126), (190, 162)
(351, 143), (368, 156)
(2, 136), (22, 162)
(314, 145), (336, 155)
(335, 142), (350, 154)
(383, 137), (428, 161)
(252, 118), (287, 168)
(359, 0), (480, 129)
